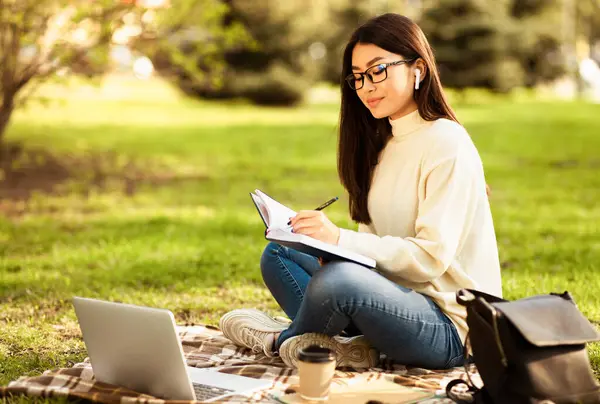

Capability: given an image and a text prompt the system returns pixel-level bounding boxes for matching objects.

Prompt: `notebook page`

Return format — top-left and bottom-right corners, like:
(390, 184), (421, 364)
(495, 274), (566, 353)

(250, 192), (270, 227)
(255, 189), (296, 230)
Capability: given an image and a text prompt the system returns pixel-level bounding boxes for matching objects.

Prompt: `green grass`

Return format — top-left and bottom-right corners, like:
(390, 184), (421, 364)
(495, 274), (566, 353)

(1, 82), (599, 394)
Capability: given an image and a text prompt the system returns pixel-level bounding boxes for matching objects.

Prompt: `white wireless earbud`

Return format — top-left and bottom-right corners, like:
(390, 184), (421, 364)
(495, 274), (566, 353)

(415, 69), (421, 90)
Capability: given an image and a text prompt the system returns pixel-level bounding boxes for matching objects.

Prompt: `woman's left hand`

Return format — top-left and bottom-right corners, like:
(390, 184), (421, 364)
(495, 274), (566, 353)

(289, 210), (340, 245)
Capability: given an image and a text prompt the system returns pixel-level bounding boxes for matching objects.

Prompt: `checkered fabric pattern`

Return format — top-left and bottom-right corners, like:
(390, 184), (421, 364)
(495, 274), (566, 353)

(0, 325), (477, 403)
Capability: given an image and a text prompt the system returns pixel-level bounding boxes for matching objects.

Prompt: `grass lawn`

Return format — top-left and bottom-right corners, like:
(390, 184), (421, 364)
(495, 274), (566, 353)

(1, 80), (599, 393)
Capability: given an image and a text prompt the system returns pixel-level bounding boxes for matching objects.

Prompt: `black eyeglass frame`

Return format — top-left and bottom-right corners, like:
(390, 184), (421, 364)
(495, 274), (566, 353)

(345, 59), (416, 90)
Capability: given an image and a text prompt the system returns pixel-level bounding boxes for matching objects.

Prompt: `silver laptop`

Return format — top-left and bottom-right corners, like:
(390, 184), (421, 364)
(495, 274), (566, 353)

(73, 297), (272, 402)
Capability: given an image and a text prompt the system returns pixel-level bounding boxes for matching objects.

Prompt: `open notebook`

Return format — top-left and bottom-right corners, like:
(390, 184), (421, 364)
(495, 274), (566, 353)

(250, 189), (376, 268)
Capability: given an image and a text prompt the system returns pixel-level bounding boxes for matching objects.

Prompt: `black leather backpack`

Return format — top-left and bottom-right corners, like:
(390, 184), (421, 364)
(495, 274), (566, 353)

(446, 289), (600, 404)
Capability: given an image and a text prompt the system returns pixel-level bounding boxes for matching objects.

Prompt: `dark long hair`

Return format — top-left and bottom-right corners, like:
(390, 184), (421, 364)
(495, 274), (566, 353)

(338, 13), (458, 224)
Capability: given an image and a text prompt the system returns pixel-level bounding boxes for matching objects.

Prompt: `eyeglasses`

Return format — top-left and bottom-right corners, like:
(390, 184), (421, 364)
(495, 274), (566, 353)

(345, 59), (415, 90)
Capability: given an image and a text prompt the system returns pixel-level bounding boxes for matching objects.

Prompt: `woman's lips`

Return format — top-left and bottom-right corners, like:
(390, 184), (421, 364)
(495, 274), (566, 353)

(367, 97), (383, 108)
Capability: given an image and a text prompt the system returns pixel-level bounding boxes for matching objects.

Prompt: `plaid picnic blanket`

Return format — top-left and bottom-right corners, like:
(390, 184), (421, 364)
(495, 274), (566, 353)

(0, 325), (478, 403)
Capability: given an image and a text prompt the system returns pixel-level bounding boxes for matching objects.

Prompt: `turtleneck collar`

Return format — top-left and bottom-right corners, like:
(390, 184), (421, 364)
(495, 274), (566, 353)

(388, 109), (428, 138)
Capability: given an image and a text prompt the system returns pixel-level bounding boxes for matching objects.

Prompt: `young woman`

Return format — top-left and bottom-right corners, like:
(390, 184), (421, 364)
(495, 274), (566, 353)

(219, 13), (502, 370)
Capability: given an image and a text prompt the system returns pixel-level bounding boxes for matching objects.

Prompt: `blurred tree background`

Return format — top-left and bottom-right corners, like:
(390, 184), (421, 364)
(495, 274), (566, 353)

(1, 0), (600, 138)
(167, 0), (408, 105)
(164, 0), (600, 102)
(161, 0), (600, 102)
(420, 0), (567, 92)
(0, 0), (252, 143)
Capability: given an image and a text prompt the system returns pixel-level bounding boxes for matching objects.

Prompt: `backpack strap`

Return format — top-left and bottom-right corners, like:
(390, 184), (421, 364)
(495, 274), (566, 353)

(446, 379), (496, 404)
(446, 379), (474, 403)
(456, 289), (505, 306)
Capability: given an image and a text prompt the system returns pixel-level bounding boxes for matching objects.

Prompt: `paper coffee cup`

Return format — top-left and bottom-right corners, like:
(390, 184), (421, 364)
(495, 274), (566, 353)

(297, 345), (336, 401)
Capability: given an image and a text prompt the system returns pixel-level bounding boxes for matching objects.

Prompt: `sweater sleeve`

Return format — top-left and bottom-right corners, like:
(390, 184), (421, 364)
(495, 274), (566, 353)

(337, 144), (479, 283)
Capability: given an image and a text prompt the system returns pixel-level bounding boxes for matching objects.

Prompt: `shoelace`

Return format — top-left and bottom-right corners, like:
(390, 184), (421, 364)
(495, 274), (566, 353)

(242, 328), (275, 357)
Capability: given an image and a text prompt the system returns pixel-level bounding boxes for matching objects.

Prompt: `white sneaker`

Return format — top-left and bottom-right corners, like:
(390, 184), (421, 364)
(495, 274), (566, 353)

(273, 315), (292, 325)
(219, 309), (289, 357)
(278, 332), (379, 369)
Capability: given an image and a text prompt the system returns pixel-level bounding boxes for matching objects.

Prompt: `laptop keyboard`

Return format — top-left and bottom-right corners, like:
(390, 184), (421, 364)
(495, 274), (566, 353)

(192, 383), (234, 401)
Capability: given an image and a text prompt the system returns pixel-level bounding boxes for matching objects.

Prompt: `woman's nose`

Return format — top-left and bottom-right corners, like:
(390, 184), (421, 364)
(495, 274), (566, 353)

(363, 77), (376, 91)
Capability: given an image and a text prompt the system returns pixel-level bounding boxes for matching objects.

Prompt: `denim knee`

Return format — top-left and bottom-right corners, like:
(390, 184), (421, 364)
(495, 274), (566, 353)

(305, 262), (366, 305)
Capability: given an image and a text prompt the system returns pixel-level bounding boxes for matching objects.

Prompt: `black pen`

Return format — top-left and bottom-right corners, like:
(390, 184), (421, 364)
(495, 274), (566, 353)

(315, 196), (339, 211)
(286, 197), (339, 226)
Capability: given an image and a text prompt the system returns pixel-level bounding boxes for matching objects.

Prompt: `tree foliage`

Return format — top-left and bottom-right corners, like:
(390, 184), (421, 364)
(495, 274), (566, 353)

(176, 0), (322, 105)
(420, 0), (525, 92)
(509, 0), (567, 87)
(175, 0), (410, 105)
(0, 0), (251, 143)
(419, 0), (581, 91)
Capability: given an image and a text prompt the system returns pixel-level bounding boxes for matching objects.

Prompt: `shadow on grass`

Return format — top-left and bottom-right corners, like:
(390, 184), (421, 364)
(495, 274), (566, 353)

(0, 142), (212, 215)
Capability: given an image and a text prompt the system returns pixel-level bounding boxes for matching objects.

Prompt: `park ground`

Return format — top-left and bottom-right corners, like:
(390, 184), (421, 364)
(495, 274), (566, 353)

(1, 79), (598, 391)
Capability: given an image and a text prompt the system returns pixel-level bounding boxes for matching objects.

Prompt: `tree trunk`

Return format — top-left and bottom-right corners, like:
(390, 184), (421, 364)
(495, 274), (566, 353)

(0, 101), (14, 147)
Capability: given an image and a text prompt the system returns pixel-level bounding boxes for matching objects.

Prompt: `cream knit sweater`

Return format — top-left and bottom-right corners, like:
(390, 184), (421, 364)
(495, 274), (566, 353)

(337, 109), (502, 343)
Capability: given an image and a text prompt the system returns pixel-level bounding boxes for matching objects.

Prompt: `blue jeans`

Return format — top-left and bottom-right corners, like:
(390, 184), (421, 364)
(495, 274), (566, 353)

(260, 242), (465, 369)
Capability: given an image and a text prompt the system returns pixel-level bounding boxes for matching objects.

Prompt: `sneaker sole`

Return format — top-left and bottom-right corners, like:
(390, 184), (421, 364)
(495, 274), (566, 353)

(219, 309), (289, 347)
(279, 332), (379, 369)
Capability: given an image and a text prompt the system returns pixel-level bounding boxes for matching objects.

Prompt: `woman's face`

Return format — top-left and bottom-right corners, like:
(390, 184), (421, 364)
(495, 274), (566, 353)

(350, 42), (419, 120)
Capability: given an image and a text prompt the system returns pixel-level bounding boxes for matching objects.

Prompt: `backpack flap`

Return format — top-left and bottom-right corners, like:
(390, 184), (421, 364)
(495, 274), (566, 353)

(492, 295), (600, 347)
